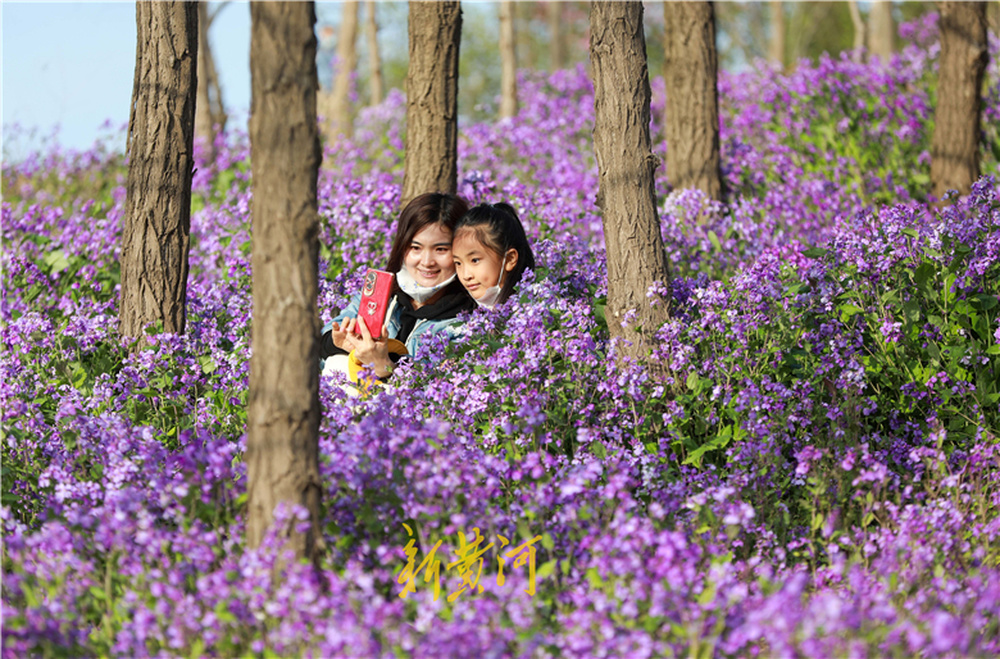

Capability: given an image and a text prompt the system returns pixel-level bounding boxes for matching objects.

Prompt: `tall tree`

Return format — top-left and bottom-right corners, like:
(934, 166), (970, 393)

(499, 0), (518, 119)
(328, 0), (359, 140)
(867, 0), (895, 62)
(365, 0), (384, 106)
(847, 0), (867, 62)
(663, 1), (723, 201)
(590, 1), (671, 367)
(548, 2), (565, 71)
(246, 1), (323, 563)
(120, 1), (198, 341)
(401, 1), (461, 207)
(194, 2), (228, 163)
(931, 2), (988, 200)
(768, 0), (785, 68)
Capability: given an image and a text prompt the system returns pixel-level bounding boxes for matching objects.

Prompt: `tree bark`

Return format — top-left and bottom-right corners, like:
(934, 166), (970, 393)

(931, 1), (988, 200)
(329, 0), (359, 140)
(246, 1), (323, 563)
(365, 0), (383, 106)
(847, 0), (866, 62)
(663, 1), (723, 202)
(867, 0), (894, 62)
(120, 1), (197, 341)
(499, 0), (518, 119)
(768, 0), (785, 69)
(548, 1), (564, 71)
(195, 2), (227, 162)
(590, 1), (671, 367)
(401, 0), (461, 208)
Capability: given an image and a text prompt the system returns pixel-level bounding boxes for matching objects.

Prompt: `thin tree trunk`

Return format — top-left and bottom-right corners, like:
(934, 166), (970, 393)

(120, 1), (197, 341)
(548, 1), (564, 71)
(931, 1), (988, 200)
(867, 0), (894, 62)
(365, 0), (383, 106)
(499, 0), (518, 119)
(246, 1), (323, 564)
(847, 0), (866, 62)
(195, 2), (227, 162)
(329, 0), (359, 140)
(768, 0), (785, 69)
(401, 0), (461, 208)
(663, 1), (723, 201)
(590, 1), (671, 368)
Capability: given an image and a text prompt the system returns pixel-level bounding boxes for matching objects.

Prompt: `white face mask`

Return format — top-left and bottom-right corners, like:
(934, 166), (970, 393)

(396, 267), (456, 304)
(473, 270), (504, 309)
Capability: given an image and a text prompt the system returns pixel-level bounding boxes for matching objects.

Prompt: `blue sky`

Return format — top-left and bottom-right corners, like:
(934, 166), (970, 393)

(2, 1), (252, 160)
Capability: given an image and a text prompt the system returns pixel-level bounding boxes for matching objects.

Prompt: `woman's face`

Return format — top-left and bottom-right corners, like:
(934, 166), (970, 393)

(403, 222), (455, 288)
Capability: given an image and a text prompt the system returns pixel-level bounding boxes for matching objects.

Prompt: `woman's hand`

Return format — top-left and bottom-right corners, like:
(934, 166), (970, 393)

(329, 319), (351, 350)
(343, 317), (393, 378)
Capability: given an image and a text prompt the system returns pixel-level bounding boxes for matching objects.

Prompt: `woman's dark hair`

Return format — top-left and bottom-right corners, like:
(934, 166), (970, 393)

(385, 192), (470, 275)
(454, 202), (535, 304)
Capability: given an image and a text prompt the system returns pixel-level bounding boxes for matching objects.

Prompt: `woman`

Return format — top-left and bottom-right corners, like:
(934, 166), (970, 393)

(320, 192), (475, 380)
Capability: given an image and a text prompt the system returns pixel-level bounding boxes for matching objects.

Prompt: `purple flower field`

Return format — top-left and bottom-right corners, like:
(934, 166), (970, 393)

(3, 17), (1000, 658)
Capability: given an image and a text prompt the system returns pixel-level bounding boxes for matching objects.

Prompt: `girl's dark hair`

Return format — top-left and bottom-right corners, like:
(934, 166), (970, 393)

(454, 202), (535, 304)
(386, 192), (470, 275)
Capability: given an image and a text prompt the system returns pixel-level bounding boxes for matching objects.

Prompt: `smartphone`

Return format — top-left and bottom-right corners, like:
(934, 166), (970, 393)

(355, 268), (394, 339)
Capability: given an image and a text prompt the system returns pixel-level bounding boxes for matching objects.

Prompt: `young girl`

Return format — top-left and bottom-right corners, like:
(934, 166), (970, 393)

(321, 192), (476, 380)
(451, 202), (535, 308)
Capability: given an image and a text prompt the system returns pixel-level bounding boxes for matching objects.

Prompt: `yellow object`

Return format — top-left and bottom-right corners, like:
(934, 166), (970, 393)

(347, 338), (408, 393)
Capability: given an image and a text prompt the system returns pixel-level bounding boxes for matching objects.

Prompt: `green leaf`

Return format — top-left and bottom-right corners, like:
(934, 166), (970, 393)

(971, 294), (998, 311)
(914, 262), (936, 291)
(802, 247), (828, 259)
(43, 250), (71, 276)
(707, 230), (722, 253)
(536, 559), (557, 582)
(839, 304), (864, 322)
(902, 228), (919, 239)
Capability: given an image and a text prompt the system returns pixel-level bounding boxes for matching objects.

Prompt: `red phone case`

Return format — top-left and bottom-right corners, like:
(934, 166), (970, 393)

(356, 269), (393, 339)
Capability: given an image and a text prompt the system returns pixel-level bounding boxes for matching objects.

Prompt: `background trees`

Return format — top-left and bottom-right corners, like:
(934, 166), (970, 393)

(589, 0), (671, 367)
(499, 0), (518, 120)
(401, 1), (462, 206)
(325, 0), (359, 142)
(194, 1), (227, 160)
(663, 1), (723, 201)
(120, 1), (198, 341)
(245, 1), (323, 562)
(931, 1), (989, 200)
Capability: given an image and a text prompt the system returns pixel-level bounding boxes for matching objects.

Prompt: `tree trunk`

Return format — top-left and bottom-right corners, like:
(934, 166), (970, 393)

(195, 2), (227, 162)
(867, 0), (894, 62)
(768, 0), (785, 69)
(590, 1), (671, 367)
(931, 1), (988, 200)
(847, 0), (866, 62)
(329, 0), (359, 140)
(365, 0), (383, 106)
(499, 0), (518, 119)
(246, 1), (323, 564)
(548, 1), (564, 71)
(401, 0), (461, 208)
(663, 1), (723, 201)
(120, 1), (197, 341)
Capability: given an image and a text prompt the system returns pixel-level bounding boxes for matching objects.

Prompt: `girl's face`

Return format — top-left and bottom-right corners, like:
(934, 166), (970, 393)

(403, 222), (456, 287)
(452, 229), (516, 300)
